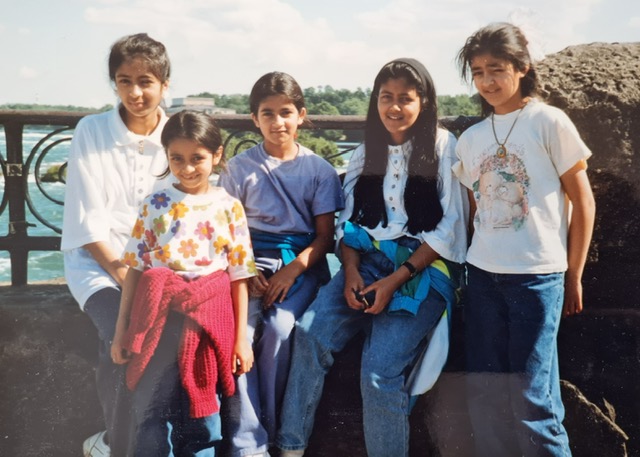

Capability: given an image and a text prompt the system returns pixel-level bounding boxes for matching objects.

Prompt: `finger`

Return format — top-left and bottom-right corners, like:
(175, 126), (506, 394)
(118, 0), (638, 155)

(232, 355), (238, 374)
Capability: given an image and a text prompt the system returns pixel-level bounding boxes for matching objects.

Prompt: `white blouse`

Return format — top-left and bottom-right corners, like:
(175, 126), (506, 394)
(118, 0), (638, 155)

(337, 128), (468, 264)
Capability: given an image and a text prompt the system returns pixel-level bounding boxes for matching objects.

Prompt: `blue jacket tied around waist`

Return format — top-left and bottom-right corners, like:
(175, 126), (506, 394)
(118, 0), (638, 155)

(341, 220), (459, 396)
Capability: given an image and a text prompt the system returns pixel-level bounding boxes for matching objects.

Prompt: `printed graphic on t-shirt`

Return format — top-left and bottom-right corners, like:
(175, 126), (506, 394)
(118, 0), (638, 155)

(472, 146), (530, 230)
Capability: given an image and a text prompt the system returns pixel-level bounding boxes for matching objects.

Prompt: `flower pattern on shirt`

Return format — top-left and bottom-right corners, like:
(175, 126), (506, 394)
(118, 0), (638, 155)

(122, 186), (256, 281)
(150, 192), (171, 209)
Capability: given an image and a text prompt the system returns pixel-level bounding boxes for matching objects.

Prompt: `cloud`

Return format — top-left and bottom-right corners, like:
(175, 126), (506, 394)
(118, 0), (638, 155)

(630, 16), (640, 27)
(20, 66), (38, 79)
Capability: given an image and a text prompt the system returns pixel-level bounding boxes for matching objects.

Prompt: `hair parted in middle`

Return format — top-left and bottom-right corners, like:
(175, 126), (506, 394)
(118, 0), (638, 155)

(349, 58), (443, 235)
(456, 22), (539, 116)
(158, 110), (224, 178)
(249, 71), (306, 116)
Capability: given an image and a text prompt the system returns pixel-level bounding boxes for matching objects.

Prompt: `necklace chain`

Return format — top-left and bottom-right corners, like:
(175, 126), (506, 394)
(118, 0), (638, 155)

(491, 104), (526, 158)
(388, 146), (408, 179)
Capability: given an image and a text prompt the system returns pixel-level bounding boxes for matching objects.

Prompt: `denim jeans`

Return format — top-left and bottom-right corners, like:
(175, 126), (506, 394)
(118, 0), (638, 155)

(464, 264), (571, 457)
(84, 287), (134, 457)
(276, 261), (446, 457)
(131, 311), (222, 457)
(224, 272), (322, 456)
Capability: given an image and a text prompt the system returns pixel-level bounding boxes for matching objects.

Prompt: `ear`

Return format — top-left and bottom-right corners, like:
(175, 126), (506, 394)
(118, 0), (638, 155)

(251, 113), (260, 129)
(162, 80), (170, 93)
(297, 107), (307, 126)
(211, 145), (224, 168)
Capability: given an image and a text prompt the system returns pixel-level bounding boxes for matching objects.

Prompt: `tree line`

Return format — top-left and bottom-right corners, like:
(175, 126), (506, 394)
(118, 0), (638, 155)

(1, 88), (479, 167)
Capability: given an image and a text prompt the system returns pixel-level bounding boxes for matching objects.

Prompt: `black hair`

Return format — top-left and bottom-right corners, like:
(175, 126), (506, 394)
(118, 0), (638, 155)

(158, 110), (224, 178)
(108, 33), (171, 83)
(249, 71), (305, 115)
(349, 58), (443, 235)
(456, 22), (539, 116)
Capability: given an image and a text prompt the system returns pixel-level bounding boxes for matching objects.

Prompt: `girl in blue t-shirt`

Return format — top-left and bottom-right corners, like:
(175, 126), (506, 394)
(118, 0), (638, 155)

(218, 71), (344, 457)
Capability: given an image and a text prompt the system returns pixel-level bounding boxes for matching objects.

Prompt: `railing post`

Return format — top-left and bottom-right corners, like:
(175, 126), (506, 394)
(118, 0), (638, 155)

(4, 121), (29, 285)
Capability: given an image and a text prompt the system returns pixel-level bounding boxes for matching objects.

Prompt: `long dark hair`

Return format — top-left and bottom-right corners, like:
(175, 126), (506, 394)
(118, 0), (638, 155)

(349, 58), (442, 235)
(456, 22), (539, 116)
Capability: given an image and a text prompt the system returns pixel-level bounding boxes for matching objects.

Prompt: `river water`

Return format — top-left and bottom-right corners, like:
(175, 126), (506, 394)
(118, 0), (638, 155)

(0, 128), (353, 283)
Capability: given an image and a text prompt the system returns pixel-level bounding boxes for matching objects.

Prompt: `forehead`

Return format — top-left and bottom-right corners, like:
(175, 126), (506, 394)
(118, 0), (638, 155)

(378, 77), (417, 94)
(258, 94), (296, 111)
(115, 57), (156, 77)
(470, 53), (511, 70)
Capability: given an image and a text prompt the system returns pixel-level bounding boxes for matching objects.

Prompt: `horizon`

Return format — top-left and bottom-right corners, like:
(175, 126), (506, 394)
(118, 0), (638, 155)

(2, 0), (638, 108)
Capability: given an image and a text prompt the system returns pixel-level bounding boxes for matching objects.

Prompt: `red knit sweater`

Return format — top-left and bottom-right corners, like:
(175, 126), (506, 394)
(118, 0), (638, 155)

(123, 267), (236, 418)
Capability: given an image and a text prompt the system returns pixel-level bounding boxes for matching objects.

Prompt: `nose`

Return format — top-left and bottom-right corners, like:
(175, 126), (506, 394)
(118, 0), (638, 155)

(131, 84), (143, 97)
(480, 73), (494, 87)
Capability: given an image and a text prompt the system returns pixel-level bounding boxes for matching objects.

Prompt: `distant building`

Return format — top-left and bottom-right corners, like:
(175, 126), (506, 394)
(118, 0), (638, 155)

(167, 96), (236, 115)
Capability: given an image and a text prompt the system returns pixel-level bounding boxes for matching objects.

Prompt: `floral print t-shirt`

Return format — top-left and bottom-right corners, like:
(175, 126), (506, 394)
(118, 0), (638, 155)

(122, 185), (257, 282)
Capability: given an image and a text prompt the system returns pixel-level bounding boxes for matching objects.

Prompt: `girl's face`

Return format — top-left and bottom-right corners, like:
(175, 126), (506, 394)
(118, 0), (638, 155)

(252, 94), (306, 155)
(377, 77), (422, 145)
(470, 53), (528, 114)
(114, 57), (168, 122)
(167, 138), (222, 195)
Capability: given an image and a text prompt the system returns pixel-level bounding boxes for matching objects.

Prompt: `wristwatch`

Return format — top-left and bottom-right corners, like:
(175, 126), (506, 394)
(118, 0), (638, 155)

(401, 260), (418, 279)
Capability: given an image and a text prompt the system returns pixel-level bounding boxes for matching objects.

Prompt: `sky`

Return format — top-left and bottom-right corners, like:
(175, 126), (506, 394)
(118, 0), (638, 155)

(1, 0), (638, 108)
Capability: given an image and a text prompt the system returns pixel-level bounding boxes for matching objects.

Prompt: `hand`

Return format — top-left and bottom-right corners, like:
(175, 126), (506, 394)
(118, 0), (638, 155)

(249, 273), (268, 298)
(360, 275), (401, 315)
(343, 267), (366, 311)
(563, 278), (584, 317)
(232, 339), (254, 375)
(110, 329), (131, 365)
(262, 265), (299, 308)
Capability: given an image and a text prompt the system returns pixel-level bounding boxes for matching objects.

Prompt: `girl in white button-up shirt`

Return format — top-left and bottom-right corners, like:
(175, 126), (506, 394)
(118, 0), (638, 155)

(61, 33), (172, 457)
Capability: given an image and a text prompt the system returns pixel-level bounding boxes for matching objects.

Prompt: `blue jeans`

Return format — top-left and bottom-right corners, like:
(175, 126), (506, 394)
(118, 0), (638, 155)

(464, 264), (571, 457)
(276, 264), (446, 457)
(225, 272), (322, 456)
(84, 288), (134, 457)
(131, 311), (222, 457)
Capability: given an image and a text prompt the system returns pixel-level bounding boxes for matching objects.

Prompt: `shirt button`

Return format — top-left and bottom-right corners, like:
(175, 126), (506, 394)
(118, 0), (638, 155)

(392, 184), (396, 189)
(389, 197), (393, 201)
(138, 189), (143, 194)
(391, 207), (396, 212)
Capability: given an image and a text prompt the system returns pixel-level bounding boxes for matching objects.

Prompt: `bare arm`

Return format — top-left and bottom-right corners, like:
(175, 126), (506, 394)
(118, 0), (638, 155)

(231, 279), (254, 375)
(560, 160), (596, 316)
(84, 241), (129, 287)
(262, 212), (335, 307)
(467, 188), (477, 242)
(110, 267), (142, 364)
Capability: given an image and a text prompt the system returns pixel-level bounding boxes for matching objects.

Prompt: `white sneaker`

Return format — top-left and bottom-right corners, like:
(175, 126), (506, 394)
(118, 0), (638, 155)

(83, 430), (110, 457)
(280, 451), (304, 457)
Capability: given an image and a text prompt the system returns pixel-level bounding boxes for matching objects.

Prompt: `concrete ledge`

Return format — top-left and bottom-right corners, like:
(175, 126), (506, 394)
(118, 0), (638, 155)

(0, 284), (634, 456)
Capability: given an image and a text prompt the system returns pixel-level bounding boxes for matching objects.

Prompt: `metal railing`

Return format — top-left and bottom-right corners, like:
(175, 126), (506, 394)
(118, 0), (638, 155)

(0, 110), (479, 286)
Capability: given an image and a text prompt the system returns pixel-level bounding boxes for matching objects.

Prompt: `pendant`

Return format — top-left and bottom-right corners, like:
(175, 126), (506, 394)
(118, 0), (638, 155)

(496, 145), (507, 158)
(394, 173), (399, 180)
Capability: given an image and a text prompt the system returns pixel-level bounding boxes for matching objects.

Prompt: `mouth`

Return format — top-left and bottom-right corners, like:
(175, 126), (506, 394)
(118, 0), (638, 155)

(387, 115), (403, 121)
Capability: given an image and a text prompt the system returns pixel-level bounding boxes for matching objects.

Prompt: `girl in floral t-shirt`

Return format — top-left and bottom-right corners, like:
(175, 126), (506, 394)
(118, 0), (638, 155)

(111, 110), (257, 456)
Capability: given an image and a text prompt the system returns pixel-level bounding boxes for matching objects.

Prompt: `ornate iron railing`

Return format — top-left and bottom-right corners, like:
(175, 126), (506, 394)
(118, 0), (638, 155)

(0, 110), (479, 286)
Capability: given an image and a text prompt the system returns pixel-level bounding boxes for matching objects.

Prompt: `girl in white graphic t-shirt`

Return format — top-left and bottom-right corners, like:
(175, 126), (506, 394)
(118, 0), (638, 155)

(454, 22), (596, 456)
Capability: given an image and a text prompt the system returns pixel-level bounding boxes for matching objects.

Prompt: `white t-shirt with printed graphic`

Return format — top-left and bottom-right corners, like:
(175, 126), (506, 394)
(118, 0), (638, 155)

(454, 98), (591, 274)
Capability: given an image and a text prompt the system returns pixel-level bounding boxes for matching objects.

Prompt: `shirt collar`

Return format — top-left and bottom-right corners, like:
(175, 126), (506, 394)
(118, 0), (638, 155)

(108, 104), (167, 148)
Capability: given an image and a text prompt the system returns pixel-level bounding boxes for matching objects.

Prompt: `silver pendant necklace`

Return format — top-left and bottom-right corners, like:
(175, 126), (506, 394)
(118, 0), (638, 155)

(491, 103), (527, 158)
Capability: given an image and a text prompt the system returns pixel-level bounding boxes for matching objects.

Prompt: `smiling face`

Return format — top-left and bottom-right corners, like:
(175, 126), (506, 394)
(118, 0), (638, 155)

(167, 138), (222, 195)
(376, 77), (422, 145)
(114, 57), (168, 125)
(470, 53), (528, 114)
(252, 94), (306, 158)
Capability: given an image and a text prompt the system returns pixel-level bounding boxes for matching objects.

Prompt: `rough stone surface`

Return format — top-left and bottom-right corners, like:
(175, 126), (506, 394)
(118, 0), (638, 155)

(537, 42), (640, 309)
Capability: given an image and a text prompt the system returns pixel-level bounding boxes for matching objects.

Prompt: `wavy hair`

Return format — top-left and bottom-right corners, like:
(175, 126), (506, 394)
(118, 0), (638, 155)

(456, 22), (539, 116)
